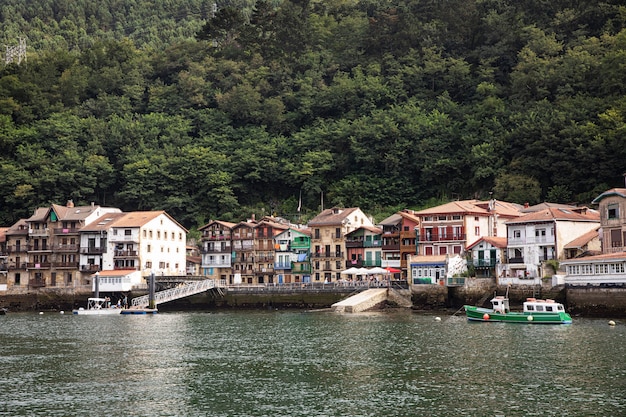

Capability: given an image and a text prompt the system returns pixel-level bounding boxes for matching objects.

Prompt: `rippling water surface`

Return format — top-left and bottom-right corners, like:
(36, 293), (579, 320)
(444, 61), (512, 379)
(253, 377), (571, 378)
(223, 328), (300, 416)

(1, 310), (624, 417)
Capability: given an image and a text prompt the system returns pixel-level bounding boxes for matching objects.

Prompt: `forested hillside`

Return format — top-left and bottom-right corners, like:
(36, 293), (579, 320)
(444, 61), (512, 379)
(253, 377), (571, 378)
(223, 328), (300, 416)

(1, 0), (625, 229)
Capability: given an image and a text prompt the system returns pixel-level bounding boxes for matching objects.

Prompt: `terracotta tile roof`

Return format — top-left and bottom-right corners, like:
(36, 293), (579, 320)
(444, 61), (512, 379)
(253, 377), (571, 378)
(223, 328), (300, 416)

(592, 188), (626, 204)
(466, 236), (508, 250)
(410, 255), (448, 264)
(199, 220), (237, 230)
(96, 270), (138, 277)
(563, 228), (600, 249)
(308, 207), (360, 226)
(110, 211), (187, 232)
(415, 199), (522, 218)
(0, 227), (8, 243)
(562, 251), (626, 263)
(346, 225), (383, 236)
(5, 219), (28, 235)
(505, 207), (599, 224)
(378, 213), (402, 226)
(521, 202), (583, 213)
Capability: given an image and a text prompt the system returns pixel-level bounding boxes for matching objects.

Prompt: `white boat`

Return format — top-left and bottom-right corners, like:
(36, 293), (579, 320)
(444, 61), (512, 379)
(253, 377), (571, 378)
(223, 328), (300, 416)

(72, 297), (122, 315)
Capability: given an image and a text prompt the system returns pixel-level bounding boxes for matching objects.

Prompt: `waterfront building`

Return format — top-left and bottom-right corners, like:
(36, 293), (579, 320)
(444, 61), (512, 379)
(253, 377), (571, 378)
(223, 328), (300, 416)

(563, 228), (601, 259)
(465, 236), (507, 280)
(502, 207), (600, 281)
(309, 207), (374, 282)
(345, 226), (383, 269)
(407, 253), (467, 286)
(106, 210), (188, 276)
(232, 221), (256, 284)
(0, 227), (9, 290)
(413, 199), (522, 257)
(253, 218), (289, 284)
(199, 220), (236, 282)
(273, 227), (312, 283)
(378, 210), (421, 279)
(4, 201), (122, 293)
(563, 187), (626, 286)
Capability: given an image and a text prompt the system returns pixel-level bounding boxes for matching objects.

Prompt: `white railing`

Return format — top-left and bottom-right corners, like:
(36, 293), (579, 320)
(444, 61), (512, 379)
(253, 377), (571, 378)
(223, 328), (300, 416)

(131, 279), (217, 308)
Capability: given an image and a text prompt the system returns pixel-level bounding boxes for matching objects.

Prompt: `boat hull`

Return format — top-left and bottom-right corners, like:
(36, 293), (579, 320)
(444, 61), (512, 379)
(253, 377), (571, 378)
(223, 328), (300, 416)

(464, 305), (572, 324)
(72, 308), (121, 315)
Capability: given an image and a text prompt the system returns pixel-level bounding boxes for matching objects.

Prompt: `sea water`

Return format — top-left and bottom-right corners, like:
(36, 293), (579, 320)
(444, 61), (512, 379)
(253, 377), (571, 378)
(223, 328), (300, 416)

(0, 310), (624, 416)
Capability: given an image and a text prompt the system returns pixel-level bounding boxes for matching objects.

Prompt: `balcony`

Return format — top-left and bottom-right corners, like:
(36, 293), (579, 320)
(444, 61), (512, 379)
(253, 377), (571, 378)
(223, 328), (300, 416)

(311, 251), (344, 259)
(6, 245), (27, 253)
(29, 228), (49, 236)
(507, 257), (525, 264)
(202, 246), (231, 254)
(114, 250), (138, 257)
(53, 227), (80, 235)
(54, 244), (79, 252)
(382, 243), (400, 251)
(80, 247), (105, 254)
(26, 262), (52, 269)
(27, 245), (51, 252)
(473, 259), (497, 268)
(54, 262), (79, 269)
(8, 262), (28, 270)
(81, 264), (100, 272)
(292, 263), (312, 273)
(275, 262), (292, 270)
(418, 233), (466, 242)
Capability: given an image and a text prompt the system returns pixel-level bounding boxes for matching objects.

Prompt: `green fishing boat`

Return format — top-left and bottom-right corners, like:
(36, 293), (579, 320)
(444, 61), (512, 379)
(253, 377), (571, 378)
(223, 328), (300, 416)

(464, 296), (572, 324)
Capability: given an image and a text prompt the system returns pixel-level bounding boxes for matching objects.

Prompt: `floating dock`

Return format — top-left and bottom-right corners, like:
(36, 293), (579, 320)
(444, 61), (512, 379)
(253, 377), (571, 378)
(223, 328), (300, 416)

(121, 308), (158, 315)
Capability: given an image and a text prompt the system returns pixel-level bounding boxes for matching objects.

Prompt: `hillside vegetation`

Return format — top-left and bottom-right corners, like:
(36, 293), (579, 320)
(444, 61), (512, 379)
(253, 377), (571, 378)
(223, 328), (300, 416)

(0, 0), (625, 228)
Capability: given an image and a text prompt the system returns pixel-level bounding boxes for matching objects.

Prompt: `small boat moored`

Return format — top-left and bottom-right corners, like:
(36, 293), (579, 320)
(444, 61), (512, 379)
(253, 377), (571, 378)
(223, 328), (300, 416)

(72, 297), (122, 315)
(464, 295), (572, 324)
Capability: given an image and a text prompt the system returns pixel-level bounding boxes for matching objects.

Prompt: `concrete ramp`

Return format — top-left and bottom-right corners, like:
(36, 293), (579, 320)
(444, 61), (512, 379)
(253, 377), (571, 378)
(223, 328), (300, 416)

(332, 288), (388, 313)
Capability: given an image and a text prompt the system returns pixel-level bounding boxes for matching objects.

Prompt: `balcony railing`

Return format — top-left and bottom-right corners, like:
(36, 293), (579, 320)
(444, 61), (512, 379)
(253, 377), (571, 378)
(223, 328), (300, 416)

(54, 244), (79, 252)
(53, 227), (80, 234)
(274, 262), (292, 270)
(54, 262), (79, 268)
(418, 234), (466, 242)
(81, 264), (100, 272)
(473, 259), (497, 267)
(114, 250), (138, 257)
(80, 247), (105, 254)
(311, 252), (344, 259)
(28, 228), (49, 236)
(26, 262), (52, 268)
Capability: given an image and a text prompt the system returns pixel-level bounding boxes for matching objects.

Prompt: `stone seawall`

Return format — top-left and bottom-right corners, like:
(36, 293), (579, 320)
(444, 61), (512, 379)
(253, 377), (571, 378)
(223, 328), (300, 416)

(2, 285), (626, 317)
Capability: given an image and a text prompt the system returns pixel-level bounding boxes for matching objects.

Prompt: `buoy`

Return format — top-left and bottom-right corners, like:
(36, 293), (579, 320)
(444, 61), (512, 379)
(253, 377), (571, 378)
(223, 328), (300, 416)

(435, 316), (441, 322)
(483, 313), (490, 320)
(59, 311), (65, 314)
(609, 320), (616, 326)
(527, 315), (534, 321)
(39, 312), (44, 315)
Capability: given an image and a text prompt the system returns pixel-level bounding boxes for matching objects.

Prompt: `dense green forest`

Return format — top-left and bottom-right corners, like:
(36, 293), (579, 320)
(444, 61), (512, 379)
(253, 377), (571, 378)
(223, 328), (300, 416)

(1, 0), (625, 230)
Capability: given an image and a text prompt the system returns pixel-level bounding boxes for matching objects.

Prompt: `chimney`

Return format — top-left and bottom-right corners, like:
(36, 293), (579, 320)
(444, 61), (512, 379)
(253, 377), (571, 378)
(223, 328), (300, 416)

(67, 199), (74, 208)
(524, 202), (529, 208)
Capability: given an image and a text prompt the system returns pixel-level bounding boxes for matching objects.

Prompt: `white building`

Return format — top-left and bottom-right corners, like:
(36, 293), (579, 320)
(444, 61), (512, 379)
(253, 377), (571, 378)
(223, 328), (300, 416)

(503, 207), (600, 279)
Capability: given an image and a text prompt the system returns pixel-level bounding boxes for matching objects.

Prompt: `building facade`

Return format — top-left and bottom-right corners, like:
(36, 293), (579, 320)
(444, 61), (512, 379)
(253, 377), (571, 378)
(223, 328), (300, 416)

(309, 207), (374, 282)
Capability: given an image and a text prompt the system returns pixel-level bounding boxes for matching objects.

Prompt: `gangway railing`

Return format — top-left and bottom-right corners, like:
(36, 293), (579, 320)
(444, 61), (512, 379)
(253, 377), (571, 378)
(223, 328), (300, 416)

(131, 279), (218, 308)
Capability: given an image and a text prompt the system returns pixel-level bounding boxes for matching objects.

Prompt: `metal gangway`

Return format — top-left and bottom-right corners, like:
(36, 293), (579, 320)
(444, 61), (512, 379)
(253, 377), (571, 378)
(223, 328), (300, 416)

(131, 279), (218, 308)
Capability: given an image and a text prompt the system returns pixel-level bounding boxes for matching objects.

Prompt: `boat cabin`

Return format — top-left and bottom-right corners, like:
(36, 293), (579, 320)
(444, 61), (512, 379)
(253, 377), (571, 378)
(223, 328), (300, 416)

(490, 296), (510, 313)
(523, 298), (566, 314)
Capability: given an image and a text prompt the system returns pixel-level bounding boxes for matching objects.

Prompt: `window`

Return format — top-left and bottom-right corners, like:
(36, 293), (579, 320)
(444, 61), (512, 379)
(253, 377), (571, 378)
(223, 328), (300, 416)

(145, 261), (152, 268)
(608, 203), (619, 220)
(475, 226), (480, 235)
(147, 245), (151, 253)
(124, 229), (132, 236)
(513, 230), (521, 238)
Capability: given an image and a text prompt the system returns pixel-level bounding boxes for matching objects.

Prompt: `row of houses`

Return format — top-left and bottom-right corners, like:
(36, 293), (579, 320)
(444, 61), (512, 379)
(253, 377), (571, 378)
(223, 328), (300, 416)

(2, 184), (626, 294)
(0, 200), (188, 293)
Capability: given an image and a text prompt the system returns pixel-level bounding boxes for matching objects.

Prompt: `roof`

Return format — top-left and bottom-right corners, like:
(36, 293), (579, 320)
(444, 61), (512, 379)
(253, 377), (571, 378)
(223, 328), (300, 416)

(561, 251), (626, 263)
(409, 255), (448, 265)
(49, 203), (101, 221)
(592, 188), (626, 204)
(308, 207), (360, 226)
(95, 270), (137, 277)
(563, 228), (600, 249)
(415, 199), (522, 218)
(346, 225), (383, 236)
(108, 211), (187, 232)
(80, 213), (128, 232)
(521, 202), (578, 213)
(466, 236), (508, 250)
(4, 219), (28, 236)
(378, 213), (402, 226)
(198, 220), (237, 230)
(505, 207), (599, 224)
